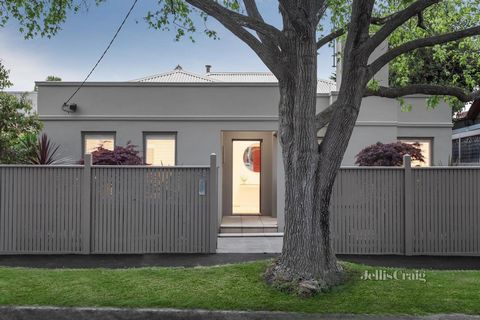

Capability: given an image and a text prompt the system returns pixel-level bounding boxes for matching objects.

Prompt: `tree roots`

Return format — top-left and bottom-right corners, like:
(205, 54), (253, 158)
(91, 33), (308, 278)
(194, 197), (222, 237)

(264, 259), (346, 298)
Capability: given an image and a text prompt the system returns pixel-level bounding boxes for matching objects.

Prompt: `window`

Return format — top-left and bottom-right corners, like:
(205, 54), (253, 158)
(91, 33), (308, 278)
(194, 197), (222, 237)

(399, 138), (432, 167)
(82, 132), (115, 155)
(459, 135), (480, 164)
(144, 133), (176, 166)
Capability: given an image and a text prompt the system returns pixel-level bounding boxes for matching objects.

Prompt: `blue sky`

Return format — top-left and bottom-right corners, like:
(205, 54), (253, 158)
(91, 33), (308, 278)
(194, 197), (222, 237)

(1, 1), (335, 91)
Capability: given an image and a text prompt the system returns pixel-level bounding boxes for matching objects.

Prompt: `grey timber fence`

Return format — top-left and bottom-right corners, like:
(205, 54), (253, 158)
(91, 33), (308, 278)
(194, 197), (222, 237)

(1, 154), (479, 255)
(0, 154), (218, 254)
(331, 156), (480, 256)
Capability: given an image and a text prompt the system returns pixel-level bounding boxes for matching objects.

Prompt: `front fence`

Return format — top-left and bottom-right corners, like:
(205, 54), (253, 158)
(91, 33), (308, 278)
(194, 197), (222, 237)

(331, 168), (405, 255)
(1, 154), (479, 256)
(0, 154), (218, 254)
(331, 156), (480, 255)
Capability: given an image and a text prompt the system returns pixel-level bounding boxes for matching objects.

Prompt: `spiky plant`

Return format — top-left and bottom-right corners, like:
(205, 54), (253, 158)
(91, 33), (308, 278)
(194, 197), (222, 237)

(30, 133), (61, 165)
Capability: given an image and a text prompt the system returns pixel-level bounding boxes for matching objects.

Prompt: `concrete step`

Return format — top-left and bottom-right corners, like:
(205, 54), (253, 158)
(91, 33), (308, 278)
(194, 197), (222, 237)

(218, 232), (284, 237)
(220, 226), (278, 234)
(217, 236), (283, 253)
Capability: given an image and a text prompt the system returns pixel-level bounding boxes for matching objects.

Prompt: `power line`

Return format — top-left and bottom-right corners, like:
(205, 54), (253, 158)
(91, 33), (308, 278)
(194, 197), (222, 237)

(63, 0), (139, 106)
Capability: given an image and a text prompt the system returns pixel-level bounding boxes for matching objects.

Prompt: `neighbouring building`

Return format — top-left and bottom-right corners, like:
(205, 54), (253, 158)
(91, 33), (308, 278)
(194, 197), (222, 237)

(452, 100), (480, 165)
(36, 61), (453, 233)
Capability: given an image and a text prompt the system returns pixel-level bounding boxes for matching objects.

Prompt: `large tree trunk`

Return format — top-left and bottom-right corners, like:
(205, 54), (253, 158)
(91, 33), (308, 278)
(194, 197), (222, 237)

(265, 0), (375, 296)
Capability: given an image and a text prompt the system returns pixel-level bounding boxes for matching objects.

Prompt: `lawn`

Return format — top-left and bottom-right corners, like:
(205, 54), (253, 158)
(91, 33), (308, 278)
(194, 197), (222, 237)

(0, 260), (479, 315)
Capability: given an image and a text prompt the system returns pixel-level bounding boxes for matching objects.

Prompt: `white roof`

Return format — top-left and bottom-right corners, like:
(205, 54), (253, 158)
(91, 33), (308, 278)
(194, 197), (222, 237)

(133, 66), (217, 83)
(133, 66), (337, 93)
(206, 72), (277, 83)
(317, 79), (337, 93)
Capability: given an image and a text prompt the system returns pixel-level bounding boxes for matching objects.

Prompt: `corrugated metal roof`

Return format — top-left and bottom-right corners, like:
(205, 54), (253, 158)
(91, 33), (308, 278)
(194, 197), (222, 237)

(132, 66), (217, 83)
(206, 72), (278, 83)
(206, 72), (337, 93)
(133, 67), (337, 93)
(317, 79), (337, 93)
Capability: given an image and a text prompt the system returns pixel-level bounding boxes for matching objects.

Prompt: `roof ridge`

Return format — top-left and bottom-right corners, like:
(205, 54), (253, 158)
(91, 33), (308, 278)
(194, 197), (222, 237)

(132, 68), (217, 83)
(207, 71), (274, 74)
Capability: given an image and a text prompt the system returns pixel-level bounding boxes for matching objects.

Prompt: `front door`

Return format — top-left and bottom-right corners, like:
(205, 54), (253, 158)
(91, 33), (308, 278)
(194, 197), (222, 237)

(222, 131), (274, 216)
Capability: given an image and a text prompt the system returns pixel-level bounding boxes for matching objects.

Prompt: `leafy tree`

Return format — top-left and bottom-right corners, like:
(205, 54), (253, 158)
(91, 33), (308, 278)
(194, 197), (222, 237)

(46, 75), (62, 81)
(388, 1), (480, 113)
(355, 142), (424, 166)
(144, 0), (480, 295)
(0, 93), (42, 164)
(88, 143), (143, 165)
(0, 0), (103, 38)
(0, 61), (12, 90)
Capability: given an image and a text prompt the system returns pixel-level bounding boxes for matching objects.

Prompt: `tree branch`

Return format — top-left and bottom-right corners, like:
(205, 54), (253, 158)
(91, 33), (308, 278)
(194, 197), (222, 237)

(316, 27), (346, 49)
(315, 14), (401, 50)
(243, 0), (280, 51)
(318, 82), (480, 131)
(313, 0), (328, 27)
(186, 0), (282, 40)
(185, 0), (282, 74)
(315, 101), (339, 131)
(367, 0), (441, 52)
(368, 25), (480, 77)
(278, 0), (310, 35)
(365, 84), (480, 102)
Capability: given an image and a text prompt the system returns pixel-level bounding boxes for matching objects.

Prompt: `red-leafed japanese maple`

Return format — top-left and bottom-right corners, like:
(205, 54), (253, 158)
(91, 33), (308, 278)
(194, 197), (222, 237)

(355, 142), (424, 166)
(89, 143), (143, 165)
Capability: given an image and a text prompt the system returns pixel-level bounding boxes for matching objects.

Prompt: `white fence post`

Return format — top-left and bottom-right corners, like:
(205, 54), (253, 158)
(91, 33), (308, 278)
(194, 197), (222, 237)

(404, 154), (414, 256)
(82, 154), (92, 254)
(209, 153), (218, 253)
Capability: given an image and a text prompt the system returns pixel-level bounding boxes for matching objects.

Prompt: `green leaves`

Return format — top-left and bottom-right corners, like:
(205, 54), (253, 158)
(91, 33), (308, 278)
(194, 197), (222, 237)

(0, 0), (104, 39)
(0, 61), (12, 90)
(0, 93), (43, 164)
(146, 0), (223, 42)
(386, 0), (480, 111)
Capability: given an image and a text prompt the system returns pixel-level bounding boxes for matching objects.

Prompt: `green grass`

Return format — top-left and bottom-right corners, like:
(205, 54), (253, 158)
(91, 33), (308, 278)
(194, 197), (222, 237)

(0, 260), (480, 314)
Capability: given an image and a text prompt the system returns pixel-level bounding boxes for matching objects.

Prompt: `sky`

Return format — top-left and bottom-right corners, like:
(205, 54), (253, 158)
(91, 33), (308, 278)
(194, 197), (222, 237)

(1, 1), (335, 91)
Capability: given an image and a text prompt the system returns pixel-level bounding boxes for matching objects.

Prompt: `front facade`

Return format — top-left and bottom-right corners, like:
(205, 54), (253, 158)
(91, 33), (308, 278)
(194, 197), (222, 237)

(37, 68), (452, 232)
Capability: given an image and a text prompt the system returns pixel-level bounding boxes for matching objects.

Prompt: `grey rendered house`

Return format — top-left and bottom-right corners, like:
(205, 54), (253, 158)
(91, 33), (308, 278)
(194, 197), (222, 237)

(36, 65), (453, 233)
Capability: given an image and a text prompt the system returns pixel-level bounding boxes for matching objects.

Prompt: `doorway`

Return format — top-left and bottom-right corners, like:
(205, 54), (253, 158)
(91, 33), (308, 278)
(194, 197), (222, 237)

(222, 131), (275, 217)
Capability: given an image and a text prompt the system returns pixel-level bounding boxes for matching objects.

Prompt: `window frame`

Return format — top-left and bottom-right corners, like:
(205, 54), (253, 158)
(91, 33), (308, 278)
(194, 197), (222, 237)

(398, 137), (434, 166)
(81, 131), (116, 157)
(142, 131), (178, 166)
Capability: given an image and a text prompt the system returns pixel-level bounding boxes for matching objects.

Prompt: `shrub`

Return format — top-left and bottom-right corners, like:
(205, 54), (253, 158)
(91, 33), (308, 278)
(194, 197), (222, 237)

(87, 142), (143, 165)
(0, 92), (42, 164)
(355, 141), (424, 166)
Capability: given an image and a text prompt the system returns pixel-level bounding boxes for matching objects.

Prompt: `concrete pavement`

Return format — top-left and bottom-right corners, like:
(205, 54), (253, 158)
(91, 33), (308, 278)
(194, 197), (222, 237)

(0, 307), (479, 320)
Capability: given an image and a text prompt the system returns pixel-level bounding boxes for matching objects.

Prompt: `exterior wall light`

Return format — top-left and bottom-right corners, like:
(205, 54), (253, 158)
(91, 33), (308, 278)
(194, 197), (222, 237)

(62, 103), (78, 113)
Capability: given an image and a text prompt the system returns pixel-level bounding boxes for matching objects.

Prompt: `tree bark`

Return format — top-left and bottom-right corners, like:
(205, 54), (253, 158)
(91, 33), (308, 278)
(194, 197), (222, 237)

(264, 15), (344, 296)
(266, 0), (375, 296)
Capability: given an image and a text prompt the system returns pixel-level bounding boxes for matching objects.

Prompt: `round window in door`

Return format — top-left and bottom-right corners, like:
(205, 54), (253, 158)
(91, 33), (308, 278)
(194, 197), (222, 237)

(243, 143), (261, 172)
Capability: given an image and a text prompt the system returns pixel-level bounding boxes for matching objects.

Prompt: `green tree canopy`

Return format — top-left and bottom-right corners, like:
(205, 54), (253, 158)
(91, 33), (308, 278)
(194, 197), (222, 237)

(386, 0), (480, 112)
(0, 0), (103, 38)
(0, 92), (42, 164)
(46, 75), (62, 81)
